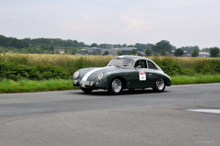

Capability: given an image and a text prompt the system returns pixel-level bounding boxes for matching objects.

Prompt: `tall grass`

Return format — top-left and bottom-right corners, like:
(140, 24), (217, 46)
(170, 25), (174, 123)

(1, 53), (220, 77)
(0, 53), (113, 73)
(171, 74), (220, 85)
(150, 56), (220, 75)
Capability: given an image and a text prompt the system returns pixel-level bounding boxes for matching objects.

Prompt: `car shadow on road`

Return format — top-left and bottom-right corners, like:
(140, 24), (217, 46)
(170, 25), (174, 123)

(73, 89), (169, 96)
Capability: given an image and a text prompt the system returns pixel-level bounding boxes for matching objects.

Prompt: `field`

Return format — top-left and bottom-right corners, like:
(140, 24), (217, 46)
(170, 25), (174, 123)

(0, 53), (220, 93)
(1, 53), (220, 75)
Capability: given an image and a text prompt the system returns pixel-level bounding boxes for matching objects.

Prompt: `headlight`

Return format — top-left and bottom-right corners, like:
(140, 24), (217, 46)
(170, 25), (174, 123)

(97, 73), (103, 81)
(73, 71), (79, 79)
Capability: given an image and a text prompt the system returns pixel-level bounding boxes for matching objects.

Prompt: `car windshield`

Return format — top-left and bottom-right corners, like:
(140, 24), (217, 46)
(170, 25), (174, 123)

(107, 58), (134, 68)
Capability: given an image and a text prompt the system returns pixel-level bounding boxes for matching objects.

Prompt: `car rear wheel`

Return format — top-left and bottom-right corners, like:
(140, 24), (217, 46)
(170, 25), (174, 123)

(81, 88), (93, 93)
(153, 78), (165, 92)
(108, 78), (122, 94)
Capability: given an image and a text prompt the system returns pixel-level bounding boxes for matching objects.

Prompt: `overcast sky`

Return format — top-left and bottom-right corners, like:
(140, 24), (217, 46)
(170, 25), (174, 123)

(1, 0), (220, 49)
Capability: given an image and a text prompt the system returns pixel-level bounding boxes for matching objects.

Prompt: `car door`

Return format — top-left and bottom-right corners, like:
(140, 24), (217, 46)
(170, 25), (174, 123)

(129, 60), (151, 88)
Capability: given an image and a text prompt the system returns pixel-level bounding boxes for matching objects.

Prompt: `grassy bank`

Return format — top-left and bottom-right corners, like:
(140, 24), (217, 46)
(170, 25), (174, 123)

(1, 75), (220, 93)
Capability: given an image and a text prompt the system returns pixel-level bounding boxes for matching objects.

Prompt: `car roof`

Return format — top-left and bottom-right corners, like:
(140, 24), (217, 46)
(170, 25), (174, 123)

(112, 55), (162, 71)
(114, 55), (149, 61)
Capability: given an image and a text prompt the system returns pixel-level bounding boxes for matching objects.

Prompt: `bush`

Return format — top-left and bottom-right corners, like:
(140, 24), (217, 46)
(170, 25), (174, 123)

(182, 68), (196, 76)
(1, 54), (220, 79)
(152, 57), (183, 75)
(193, 60), (220, 74)
(0, 62), (70, 80)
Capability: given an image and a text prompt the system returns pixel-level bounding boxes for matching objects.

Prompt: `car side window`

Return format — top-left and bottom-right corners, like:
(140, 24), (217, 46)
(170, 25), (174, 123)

(134, 60), (147, 68)
(148, 61), (157, 70)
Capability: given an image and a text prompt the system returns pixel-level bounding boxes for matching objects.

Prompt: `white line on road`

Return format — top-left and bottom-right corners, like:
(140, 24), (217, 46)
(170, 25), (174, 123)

(185, 109), (220, 114)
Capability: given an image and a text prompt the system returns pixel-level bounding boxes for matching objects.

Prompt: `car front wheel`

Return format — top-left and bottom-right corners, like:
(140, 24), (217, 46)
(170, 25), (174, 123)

(108, 78), (123, 94)
(153, 78), (165, 92)
(81, 88), (93, 93)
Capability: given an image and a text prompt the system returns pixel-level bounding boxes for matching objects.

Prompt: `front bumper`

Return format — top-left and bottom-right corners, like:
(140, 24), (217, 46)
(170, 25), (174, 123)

(73, 80), (106, 89)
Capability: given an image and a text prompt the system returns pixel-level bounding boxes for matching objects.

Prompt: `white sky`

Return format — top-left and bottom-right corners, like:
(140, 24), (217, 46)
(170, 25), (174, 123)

(1, 0), (220, 49)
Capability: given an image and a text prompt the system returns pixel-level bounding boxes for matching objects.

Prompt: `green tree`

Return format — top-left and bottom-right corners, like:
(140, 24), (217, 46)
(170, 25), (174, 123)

(117, 50), (122, 55)
(160, 49), (167, 56)
(180, 46), (199, 53)
(135, 43), (154, 50)
(0, 47), (4, 53)
(130, 49), (137, 55)
(201, 48), (210, 52)
(210, 47), (220, 57)
(122, 44), (127, 47)
(84, 50), (89, 54)
(64, 49), (69, 54)
(174, 48), (184, 57)
(114, 44), (122, 48)
(0, 35), (28, 48)
(191, 48), (199, 57)
(145, 49), (152, 56)
(152, 40), (172, 53)
(49, 46), (54, 51)
(104, 51), (109, 55)
(90, 43), (98, 47)
(71, 48), (78, 55)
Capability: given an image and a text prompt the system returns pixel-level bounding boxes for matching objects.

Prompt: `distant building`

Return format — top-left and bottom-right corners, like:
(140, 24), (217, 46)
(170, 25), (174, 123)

(199, 52), (210, 57)
(167, 50), (175, 56)
(118, 47), (137, 55)
(54, 49), (64, 54)
(101, 49), (118, 55)
(78, 49), (87, 55)
(167, 50), (190, 57)
(78, 47), (138, 55)
(137, 51), (145, 56)
(104, 47), (137, 55)
(182, 51), (191, 57)
(87, 47), (102, 55)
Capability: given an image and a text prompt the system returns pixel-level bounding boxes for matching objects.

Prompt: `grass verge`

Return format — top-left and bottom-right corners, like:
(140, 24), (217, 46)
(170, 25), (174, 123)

(171, 74), (220, 85)
(0, 75), (220, 93)
(0, 79), (79, 93)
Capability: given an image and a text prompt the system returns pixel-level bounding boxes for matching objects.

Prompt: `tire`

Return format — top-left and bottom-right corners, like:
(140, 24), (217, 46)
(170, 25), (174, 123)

(81, 88), (93, 93)
(108, 78), (123, 94)
(153, 78), (166, 92)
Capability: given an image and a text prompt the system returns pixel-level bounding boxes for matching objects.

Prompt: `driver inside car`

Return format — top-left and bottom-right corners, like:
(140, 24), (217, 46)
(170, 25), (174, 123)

(134, 61), (141, 68)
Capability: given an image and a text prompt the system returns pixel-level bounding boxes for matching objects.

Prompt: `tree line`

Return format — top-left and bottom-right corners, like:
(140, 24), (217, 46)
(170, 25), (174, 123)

(0, 35), (28, 48)
(0, 34), (219, 57)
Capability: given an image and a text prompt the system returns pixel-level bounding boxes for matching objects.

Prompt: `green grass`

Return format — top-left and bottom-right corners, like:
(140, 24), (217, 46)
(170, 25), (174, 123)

(0, 79), (79, 93)
(0, 75), (220, 93)
(171, 74), (220, 85)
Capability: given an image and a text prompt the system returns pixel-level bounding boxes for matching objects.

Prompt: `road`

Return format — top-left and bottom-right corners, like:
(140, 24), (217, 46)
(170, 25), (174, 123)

(0, 83), (220, 146)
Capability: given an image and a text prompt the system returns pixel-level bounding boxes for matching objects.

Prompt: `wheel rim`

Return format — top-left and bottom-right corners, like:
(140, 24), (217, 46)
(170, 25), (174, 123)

(112, 79), (122, 93)
(156, 78), (165, 90)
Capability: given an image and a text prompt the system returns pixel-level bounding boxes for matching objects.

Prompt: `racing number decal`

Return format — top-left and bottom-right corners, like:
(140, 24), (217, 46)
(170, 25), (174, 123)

(139, 71), (146, 81)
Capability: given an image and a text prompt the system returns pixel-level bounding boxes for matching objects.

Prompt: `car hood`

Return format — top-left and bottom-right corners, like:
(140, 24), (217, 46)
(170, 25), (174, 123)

(78, 66), (129, 80)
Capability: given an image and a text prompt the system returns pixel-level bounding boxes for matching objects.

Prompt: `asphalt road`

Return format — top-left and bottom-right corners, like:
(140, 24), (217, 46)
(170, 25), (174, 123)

(0, 83), (220, 146)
